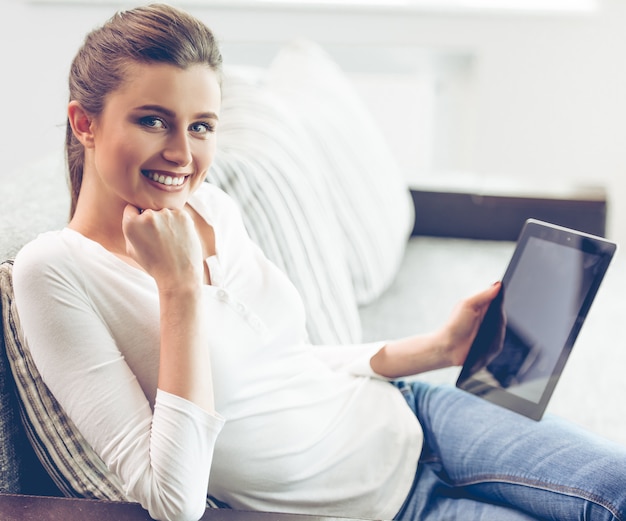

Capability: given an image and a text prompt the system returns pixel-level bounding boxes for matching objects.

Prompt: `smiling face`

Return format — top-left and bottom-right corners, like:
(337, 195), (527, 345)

(74, 61), (221, 221)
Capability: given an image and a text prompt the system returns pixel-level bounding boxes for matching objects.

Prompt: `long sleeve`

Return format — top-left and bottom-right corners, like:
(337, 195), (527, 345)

(307, 342), (390, 379)
(13, 232), (224, 521)
(13, 183), (422, 520)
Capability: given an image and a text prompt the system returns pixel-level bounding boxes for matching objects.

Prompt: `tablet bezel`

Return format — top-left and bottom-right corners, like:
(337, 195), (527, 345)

(456, 218), (617, 421)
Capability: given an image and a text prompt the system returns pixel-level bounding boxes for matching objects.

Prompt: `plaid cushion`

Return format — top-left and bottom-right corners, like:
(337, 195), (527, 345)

(0, 261), (127, 500)
(0, 260), (227, 509)
(0, 263), (23, 494)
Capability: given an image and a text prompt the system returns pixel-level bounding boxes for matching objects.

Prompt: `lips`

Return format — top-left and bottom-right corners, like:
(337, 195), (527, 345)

(142, 170), (187, 187)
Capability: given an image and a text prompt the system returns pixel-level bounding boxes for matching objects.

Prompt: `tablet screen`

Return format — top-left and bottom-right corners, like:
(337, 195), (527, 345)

(456, 219), (616, 420)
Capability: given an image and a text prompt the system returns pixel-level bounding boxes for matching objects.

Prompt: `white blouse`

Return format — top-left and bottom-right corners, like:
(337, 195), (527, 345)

(13, 183), (422, 521)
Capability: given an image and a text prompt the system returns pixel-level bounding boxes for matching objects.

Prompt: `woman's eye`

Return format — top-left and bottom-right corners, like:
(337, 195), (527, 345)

(190, 122), (215, 135)
(139, 116), (165, 129)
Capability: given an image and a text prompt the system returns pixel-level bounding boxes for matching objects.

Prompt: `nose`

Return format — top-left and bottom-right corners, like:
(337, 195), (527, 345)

(162, 129), (192, 166)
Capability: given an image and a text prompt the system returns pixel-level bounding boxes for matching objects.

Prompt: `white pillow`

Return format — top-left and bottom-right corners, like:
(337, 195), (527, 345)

(208, 68), (362, 345)
(264, 40), (415, 305)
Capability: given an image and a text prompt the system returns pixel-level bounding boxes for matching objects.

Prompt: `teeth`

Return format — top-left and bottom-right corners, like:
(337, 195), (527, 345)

(145, 171), (185, 186)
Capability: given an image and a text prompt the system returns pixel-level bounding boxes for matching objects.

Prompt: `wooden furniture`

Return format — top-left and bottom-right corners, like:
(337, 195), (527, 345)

(0, 494), (362, 521)
(410, 182), (607, 240)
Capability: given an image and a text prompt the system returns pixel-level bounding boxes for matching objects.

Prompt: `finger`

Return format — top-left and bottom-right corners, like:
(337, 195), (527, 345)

(121, 205), (144, 258)
(467, 281), (501, 309)
(485, 280), (502, 301)
(123, 204), (142, 223)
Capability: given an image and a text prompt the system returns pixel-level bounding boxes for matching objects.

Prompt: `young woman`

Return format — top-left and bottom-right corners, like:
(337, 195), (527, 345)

(13, 4), (626, 521)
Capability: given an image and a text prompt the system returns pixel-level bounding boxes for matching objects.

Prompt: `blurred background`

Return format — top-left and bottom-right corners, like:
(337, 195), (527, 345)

(2, 0), (625, 244)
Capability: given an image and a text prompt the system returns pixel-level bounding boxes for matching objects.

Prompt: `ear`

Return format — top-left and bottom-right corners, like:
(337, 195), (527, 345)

(67, 101), (96, 149)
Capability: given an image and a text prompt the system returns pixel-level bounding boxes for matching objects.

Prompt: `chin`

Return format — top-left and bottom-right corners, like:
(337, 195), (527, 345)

(143, 194), (190, 212)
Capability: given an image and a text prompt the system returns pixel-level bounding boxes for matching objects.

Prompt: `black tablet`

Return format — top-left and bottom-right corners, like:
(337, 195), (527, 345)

(456, 218), (617, 420)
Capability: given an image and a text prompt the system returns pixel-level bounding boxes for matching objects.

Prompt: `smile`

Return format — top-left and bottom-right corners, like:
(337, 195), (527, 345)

(142, 171), (187, 187)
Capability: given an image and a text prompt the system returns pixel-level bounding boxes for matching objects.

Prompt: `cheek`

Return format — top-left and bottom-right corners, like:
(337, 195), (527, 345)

(195, 138), (217, 169)
(94, 124), (123, 154)
(96, 142), (132, 179)
(188, 141), (215, 190)
(101, 132), (154, 170)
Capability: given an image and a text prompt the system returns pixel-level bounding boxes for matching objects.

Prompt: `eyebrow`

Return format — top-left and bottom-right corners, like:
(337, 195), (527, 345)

(134, 104), (219, 121)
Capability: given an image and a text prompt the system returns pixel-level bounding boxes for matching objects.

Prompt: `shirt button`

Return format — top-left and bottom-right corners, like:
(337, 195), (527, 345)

(216, 289), (229, 301)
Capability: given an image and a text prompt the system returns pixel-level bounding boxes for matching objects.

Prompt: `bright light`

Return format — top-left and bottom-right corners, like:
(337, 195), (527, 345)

(253, 0), (597, 12)
(413, 0), (597, 12)
(266, 0), (410, 5)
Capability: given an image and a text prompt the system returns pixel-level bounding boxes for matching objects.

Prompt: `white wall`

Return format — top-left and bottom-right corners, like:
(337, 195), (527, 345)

(2, 1), (626, 243)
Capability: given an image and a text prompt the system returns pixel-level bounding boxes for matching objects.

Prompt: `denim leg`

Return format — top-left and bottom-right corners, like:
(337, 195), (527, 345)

(394, 380), (626, 521)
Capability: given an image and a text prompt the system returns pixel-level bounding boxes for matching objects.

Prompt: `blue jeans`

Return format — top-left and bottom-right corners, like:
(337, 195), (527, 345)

(394, 380), (626, 521)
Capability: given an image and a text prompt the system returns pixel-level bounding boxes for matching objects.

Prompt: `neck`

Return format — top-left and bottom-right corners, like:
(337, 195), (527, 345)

(69, 162), (130, 254)
(69, 196), (128, 255)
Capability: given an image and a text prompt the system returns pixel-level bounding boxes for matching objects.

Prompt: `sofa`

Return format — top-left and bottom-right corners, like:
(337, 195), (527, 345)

(1, 39), (625, 519)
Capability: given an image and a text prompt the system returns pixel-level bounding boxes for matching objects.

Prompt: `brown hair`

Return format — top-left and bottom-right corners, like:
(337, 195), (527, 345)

(66, 3), (223, 217)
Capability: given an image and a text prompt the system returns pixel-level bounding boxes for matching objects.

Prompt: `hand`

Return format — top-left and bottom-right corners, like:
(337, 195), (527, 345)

(437, 282), (502, 367)
(122, 204), (204, 292)
(370, 282), (502, 379)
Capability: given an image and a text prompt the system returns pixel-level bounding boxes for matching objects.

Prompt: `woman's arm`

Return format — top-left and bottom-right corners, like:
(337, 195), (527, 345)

(13, 236), (223, 521)
(370, 282), (501, 379)
(122, 204), (214, 413)
(308, 283), (501, 380)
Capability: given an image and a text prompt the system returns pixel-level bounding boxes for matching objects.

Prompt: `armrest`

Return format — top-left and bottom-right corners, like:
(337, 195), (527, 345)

(0, 493), (363, 521)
